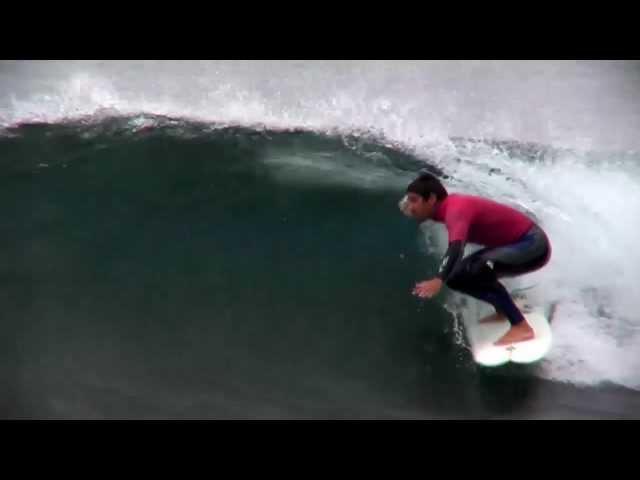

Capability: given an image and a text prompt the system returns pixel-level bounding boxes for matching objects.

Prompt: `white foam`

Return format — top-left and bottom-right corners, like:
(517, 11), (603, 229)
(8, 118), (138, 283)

(5, 61), (639, 150)
(427, 146), (640, 390)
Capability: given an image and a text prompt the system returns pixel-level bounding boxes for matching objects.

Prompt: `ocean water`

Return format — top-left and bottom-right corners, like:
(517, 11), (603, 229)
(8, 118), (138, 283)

(1, 60), (640, 419)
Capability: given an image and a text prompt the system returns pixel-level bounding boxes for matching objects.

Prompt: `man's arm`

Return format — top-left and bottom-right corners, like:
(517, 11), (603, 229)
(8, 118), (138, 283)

(437, 204), (470, 283)
(412, 205), (470, 299)
(436, 240), (465, 283)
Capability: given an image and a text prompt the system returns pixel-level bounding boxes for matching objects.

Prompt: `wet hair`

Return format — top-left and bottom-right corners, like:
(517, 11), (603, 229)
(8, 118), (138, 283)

(406, 172), (448, 201)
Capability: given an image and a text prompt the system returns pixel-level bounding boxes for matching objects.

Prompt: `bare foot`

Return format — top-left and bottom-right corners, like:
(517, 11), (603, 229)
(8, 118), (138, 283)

(478, 311), (507, 324)
(494, 321), (535, 346)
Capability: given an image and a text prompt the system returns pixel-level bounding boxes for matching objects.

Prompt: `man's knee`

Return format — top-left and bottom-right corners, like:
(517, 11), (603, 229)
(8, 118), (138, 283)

(446, 257), (494, 291)
(445, 267), (471, 291)
(445, 275), (462, 291)
(470, 257), (498, 283)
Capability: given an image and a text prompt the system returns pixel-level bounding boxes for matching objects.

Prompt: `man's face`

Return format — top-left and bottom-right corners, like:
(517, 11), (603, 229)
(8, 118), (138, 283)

(398, 192), (437, 221)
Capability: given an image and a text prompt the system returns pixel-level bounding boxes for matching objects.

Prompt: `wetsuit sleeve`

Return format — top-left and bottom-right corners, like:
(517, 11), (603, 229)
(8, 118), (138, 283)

(437, 205), (471, 281)
(436, 240), (465, 282)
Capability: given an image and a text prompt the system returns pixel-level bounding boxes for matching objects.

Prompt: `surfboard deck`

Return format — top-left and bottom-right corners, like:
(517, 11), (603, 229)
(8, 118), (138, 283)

(463, 286), (553, 367)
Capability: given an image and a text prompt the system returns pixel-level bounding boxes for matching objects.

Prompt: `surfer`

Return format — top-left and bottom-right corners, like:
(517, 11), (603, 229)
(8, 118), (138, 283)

(399, 173), (552, 345)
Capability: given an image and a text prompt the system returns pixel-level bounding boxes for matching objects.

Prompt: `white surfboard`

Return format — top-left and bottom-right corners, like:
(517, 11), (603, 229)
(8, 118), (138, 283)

(463, 287), (554, 367)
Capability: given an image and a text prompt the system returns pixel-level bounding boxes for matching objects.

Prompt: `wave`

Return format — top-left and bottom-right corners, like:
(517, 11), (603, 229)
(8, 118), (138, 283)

(2, 60), (640, 416)
(3, 115), (640, 396)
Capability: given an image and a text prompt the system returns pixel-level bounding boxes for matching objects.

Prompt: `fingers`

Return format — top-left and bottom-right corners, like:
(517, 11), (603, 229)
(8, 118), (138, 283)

(412, 281), (436, 299)
(412, 287), (430, 298)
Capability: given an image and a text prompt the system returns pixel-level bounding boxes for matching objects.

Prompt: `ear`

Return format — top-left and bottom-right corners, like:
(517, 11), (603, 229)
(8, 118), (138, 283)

(427, 193), (438, 207)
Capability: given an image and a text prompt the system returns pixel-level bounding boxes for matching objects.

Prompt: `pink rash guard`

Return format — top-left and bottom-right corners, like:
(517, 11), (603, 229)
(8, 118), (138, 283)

(432, 193), (534, 247)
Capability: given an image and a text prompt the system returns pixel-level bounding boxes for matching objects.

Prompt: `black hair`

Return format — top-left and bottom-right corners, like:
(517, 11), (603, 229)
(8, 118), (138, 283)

(406, 172), (448, 201)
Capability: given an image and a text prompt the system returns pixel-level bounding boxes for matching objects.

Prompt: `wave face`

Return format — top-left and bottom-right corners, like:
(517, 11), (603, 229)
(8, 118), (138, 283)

(1, 61), (640, 418)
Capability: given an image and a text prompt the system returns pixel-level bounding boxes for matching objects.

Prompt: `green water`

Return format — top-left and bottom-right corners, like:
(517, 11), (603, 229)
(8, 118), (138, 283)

(2, 117), (634, 419)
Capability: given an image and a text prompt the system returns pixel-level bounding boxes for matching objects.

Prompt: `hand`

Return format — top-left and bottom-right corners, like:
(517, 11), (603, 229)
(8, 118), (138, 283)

(412, 278), (443, 299)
